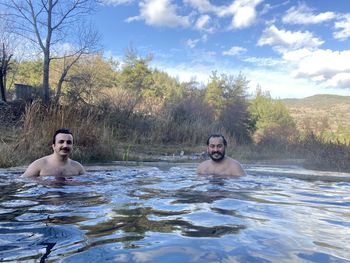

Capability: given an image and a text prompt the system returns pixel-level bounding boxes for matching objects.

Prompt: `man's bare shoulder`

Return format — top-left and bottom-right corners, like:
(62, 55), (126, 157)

(224, 157), (246, 176)
(70, 159), (86, 174)
(22, 156), (50, 177)
(197, 160), (211, 173)
(34, 155), (51, 163)
(225, 157), (242, 165)
(198, 159), (211, 166)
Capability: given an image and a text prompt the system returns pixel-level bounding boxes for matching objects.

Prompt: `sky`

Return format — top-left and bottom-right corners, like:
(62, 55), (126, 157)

(92, 0), (350, 99)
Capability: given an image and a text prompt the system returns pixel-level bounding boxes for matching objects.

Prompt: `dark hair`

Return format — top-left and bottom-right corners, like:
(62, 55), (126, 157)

(206, 134), (227, 146)
(52, 128), (72, 144)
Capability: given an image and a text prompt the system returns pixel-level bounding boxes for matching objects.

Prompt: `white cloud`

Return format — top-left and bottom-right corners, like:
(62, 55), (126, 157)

(282, 3), (335, 25)
(258, 25), (324, 51)
(326, 73), (350, 88)
(195, 14), (215, 32)
(101, 0), (134, 5)
(246, 68), (322, 98)
(334, 14), (350, 41)
(243, 56), (284, 67)
(52, 42), (75, 55)
(282, 48), (312, 62)
(185, 34), (207, 48)
(186, 38), (199, 48)
(222, 0), (263, 29)
(222, 46), (247, 56)
(126, 0), (190, 28)
(284, 49), (350, 89)
(185, 0), (262, 30)
(184, 0), (220, 14)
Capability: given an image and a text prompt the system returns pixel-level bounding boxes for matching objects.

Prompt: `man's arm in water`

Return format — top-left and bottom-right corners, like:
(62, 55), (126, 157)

(73, 160), (86, 175)
(196, 161), (209, 175)
(22, 158), (45, 177)
(229, 159), (246, 176)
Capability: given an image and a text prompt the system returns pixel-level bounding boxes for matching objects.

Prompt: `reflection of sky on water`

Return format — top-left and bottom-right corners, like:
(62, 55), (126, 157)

(0, 164), (349, 262)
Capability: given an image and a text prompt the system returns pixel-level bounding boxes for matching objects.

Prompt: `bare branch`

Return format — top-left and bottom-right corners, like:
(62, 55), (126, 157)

(1, 0), (98, 104)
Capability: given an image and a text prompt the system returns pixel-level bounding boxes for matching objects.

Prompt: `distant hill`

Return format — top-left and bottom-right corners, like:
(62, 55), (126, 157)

(280, 94), (350, 140)
(282, 94), (350, 109)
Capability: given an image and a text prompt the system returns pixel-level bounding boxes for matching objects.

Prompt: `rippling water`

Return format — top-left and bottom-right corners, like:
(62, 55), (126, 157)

(0, 163), (350, 263)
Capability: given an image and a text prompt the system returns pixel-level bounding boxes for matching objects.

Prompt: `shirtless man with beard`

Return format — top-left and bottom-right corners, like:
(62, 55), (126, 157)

(22, 128), (85, 181)
(197, 134), (246, 177)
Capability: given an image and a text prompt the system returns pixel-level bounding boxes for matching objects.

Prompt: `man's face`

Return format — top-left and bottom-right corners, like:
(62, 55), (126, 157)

(207, 137), (225, 162)
(52, 133), (73, 157)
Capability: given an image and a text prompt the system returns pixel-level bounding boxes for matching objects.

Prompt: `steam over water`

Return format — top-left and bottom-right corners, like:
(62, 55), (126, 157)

(0, 163), (349, 262)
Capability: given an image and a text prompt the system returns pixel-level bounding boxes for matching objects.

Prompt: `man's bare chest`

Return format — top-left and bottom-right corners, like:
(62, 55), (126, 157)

(39, 163), (78, 177)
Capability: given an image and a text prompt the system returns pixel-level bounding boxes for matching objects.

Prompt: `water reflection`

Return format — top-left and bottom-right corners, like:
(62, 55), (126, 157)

(0, 166), (349, 262)
(82, 205), (245, 241)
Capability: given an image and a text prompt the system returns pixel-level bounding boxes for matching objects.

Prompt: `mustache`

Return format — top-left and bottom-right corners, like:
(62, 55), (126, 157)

(60, 147), (70, 151)
(212, 151), (222, 155)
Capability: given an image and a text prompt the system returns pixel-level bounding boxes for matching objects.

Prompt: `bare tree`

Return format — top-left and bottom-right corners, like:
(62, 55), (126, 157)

(1, 0), (98, 104)
(0, 43), (12, 102)
(53, 22), (100, 102)
(0, 20), (15, 102)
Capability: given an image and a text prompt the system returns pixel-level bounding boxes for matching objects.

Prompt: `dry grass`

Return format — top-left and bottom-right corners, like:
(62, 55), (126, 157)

(12, 100), (118, 164)
(301, 134), (350, 172)
(1, 98), (350, 173)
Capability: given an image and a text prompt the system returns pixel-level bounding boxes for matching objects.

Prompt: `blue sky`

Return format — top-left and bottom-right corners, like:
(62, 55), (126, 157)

(92, 0), (350, 98)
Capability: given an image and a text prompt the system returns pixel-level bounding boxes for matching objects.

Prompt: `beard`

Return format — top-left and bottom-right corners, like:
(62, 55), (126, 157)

(209, 150), (225, 162)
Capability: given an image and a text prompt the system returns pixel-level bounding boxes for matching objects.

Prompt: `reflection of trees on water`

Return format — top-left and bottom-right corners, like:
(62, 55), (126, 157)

(76, 181), (249, 248)
(0, 187), (106, 223)
(81, 204), (245, 249)
(38, 191), (106, 207)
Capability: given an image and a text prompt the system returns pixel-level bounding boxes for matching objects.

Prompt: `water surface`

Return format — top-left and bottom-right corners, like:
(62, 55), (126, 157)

(0, 163), (349, 262)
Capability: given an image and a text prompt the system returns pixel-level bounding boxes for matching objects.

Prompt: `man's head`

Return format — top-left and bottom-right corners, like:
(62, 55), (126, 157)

(52, 128), (73, 157)
(207, 134), (227, 162)
(52, 128), (72, 144)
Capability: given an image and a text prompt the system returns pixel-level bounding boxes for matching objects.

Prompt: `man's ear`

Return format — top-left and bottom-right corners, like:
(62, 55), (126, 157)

(52, 144), (55, 150)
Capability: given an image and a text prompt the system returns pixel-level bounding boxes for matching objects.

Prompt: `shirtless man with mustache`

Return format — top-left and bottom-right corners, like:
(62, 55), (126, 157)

(22, 128), (85, 180)
(197, 134), (246, 177)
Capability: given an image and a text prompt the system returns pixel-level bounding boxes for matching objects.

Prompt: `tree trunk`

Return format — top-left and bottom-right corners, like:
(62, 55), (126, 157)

(42, 52), (50, 104)
(42, 0), (53, 105)
(0, 75), (6, 102)
(0, 43), (11, 102)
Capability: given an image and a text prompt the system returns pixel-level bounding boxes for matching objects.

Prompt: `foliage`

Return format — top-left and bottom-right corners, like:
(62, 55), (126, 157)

(205, 71), (224, 119)
(249, 89), (298, 145)
(2, 0), (99, 104)
(146, 70), (184, 101)
(159, 95), (215, 144)
(205, 72), (252, 143)
(301, 133), (350, 172)
(1, 47), (349, 172)
(283, 94), (350, 144)
(118, 49), (154, 94)
(14, 59), (43, 87)
(63, 54), (118, 104)
(12, 100), (117, 164)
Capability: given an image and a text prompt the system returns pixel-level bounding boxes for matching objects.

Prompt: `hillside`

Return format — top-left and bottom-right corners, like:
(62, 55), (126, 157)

(280, 94), (350, 140)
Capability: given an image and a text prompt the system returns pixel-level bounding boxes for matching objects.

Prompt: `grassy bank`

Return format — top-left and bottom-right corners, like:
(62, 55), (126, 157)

(1, 100), (350, 173)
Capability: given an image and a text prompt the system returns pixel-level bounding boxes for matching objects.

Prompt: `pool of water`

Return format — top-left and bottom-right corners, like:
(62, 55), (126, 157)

(0, 163), (350, 262)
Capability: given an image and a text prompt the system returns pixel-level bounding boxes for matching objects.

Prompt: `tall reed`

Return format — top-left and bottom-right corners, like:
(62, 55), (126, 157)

(15, 100), (118, 164)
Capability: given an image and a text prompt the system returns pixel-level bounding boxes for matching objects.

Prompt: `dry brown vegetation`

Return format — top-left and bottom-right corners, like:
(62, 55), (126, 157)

(282, 94), (350, 143)
(1, 54), (350, 173)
